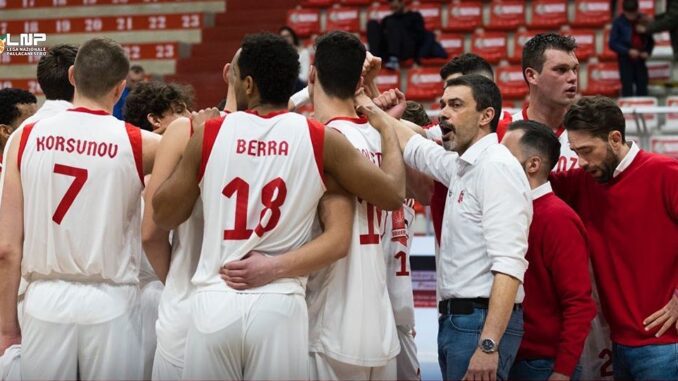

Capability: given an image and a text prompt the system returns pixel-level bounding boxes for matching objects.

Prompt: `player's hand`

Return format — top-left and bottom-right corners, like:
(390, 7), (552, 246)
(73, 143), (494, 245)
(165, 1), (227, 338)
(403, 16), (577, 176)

(463, 349), (498, 381)
(0, 333), (20, 354)
(190, 107), (221, 133)
(643, 290), (678, 337)
(362, 52), (382, 85)
(373, 89), (407, 119)
(354, 88), (382, 118)
(548, 372), (570, 380)
(219, 251), (279, 290)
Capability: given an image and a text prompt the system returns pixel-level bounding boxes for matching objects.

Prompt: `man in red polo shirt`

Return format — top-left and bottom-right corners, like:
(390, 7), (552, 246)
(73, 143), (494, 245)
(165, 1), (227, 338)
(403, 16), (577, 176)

(502, 120), (596, 380)
(552, 96), (678, 380)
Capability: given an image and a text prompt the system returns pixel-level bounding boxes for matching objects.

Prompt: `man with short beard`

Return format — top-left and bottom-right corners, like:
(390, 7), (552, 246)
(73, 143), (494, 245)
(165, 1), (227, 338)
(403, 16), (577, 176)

(550, 96), (678, 381)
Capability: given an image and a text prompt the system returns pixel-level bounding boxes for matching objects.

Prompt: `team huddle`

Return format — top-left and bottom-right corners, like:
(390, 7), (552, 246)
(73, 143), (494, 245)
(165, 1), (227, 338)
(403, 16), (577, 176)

(0, 28), (676, 381)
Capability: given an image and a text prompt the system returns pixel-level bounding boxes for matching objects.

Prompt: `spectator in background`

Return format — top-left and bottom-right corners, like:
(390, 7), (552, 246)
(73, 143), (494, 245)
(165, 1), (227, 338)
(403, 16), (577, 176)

(280, 26), (311, 92)
(113, 64), (145, 119)
(637, 0), (678, 61)
(367, 0), (446, 70)
(123, 81), (193, 133)
(610, 0), (654, 97)
(0, 88), (37, 154)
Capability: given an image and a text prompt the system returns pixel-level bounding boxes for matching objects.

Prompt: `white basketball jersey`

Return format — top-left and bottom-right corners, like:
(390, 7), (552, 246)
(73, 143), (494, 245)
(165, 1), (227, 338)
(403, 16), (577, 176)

(155, 200), (203, 367)
(19, 107), (144, 284)
(511, 109), (579, 172)
(381, 199), (416, 328)
(193, 110), (325, 295)
(307, 117), (400, 367)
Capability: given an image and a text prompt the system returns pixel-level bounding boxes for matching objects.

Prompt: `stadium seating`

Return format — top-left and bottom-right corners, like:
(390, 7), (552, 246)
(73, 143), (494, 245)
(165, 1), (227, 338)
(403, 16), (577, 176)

(528, 0), (567, 30)
(375, 70), (402, 93)
(496, 65), (529, 100)
(287, 7), (321, 37)
(325, 6), (361, 33)
(509, 28), (547, 64)
(583, 62), (622, 97)
(444, 1), (482, 32)
(405, 67), (443, 101)
(618, 96), (659, 134)
(664, 96), (678, 133)
(409, 2), (442, 31)
(571, 0), (611, 28)
(470, 30), (508, 64)
(563, 28), (596, 60)
(420, 32), (464, 67)
(486, 0), (526, 31)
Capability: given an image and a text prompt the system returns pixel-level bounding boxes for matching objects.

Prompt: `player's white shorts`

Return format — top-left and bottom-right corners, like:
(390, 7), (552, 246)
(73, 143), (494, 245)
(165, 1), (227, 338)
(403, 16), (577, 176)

(140, 280), (163, 380)
(152, 349), (183, 381)
(396, 325), (420, 381)
(579, 314), (614, 380)
(0, 345), (21, 381)
(21, 280), (143, 381)
(182, 291), (308, 380)
(309, 352), (397, 381)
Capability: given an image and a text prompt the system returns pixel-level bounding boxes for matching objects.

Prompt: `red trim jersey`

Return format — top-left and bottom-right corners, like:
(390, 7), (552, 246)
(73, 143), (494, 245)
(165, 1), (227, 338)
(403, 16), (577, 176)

(307, 116), (400, 367)
(19, 107), (144, 284)
(192, 110), (325, 295)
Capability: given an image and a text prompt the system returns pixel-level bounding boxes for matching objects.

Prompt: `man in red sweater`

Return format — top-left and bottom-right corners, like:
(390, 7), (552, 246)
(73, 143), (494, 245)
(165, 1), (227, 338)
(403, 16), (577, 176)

(502, 120), (596, 381)
(552, 96), (678, 380)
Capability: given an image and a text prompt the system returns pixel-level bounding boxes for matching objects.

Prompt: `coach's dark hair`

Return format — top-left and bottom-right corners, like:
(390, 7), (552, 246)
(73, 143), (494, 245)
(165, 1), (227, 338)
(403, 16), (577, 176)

(123, 81), (194, 131)
(0, 88), (37, 126)
(37, 44), (77, 102)
(445, 75), (502, 132)
(238, 33), (299, 105)
(440, 53), (494, 81)
(564, 96), (626, 143)
(314, 31), (366, 99)
(402, 101), (431, 127)
(74, 38), (129, 99)
(508, 120), (561, 172)
(522, 33), (576, 80)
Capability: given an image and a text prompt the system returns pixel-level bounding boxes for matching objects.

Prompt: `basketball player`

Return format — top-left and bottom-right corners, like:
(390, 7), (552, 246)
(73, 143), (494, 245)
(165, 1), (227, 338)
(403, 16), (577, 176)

(151, 33), (405, 380)
(0, 38), (160, 380)
(143, 59), (235, 381)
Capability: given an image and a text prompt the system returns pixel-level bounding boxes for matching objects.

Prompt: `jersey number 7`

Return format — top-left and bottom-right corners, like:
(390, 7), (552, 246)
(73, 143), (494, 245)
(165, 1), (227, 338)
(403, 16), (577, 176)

(52, 164), (88, 224)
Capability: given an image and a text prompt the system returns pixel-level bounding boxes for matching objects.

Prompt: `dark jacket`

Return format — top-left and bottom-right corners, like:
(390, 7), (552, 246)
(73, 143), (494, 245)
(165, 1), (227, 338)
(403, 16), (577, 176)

(609, 14), (654, 57)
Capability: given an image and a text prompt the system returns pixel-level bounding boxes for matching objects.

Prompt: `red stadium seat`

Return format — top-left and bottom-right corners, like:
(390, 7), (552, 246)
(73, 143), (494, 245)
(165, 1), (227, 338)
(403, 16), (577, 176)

(599, 26), (617, 61)
(486, 0), (526, 31)
(300, 0), (334, 7)
(367, 3), (392, 23)
(375, 70), (402, 93)
(653, 31), (675, 58)
(572, 0), (611, 28)
(617, 96), (658, 134)
(410, 2), (442, 31)
(405, 67), (443, 101)
(528, 0), (567, 30)
(444, 1), (482, 32)
(420, 33), (464, 66)
(509, 28), (547, 64)
(287, 8), (321, 38)
(0, 79), (43, 95)
(647, 61), (672, 84)
(339, 0), (372, 5)
(563, 28), (596, 60)
(583, 62), (621, 97)
(325, 6), (360, 33)
(650, 136), (678, 158)
(664, 96), (678, 133)
(496, 65), (528, 99)
(470, 30), (508, 64)
(1, 13), (202, 34)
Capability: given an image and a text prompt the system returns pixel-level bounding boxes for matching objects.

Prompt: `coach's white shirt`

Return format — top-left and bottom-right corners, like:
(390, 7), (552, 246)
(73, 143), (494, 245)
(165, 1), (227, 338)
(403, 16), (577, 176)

(404, 133), (531, 302)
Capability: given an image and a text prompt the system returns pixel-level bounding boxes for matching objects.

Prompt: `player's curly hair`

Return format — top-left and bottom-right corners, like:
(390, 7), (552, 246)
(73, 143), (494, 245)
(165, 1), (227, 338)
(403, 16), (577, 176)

(238, 33), (299, 105)
(0, 88), (37, 126)
(123, 81), (194, 131)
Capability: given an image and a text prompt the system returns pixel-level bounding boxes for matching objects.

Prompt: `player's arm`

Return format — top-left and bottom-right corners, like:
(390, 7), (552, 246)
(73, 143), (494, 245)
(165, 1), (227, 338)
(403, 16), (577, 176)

(406, 164), (433, 205)
(220, 174), (354, 289)
(141, 117), (192, 283)
(0, 135), (24, 352)
(140, 129), (161, 175)
(152, 127), (203, 230)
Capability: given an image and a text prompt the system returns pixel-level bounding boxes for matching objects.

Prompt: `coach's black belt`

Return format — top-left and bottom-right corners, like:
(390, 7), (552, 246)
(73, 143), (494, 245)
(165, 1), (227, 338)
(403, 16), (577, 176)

(438, 298), (522, 315)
